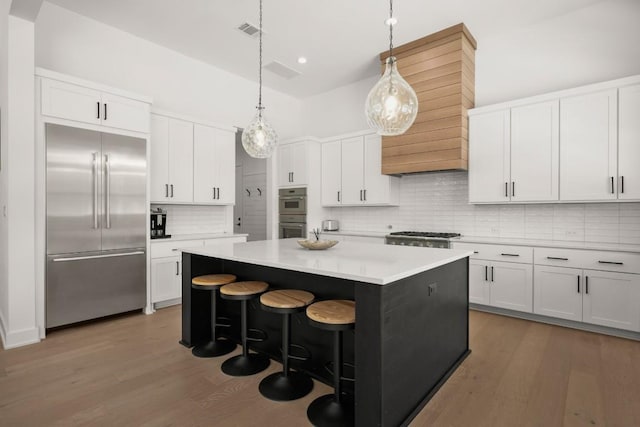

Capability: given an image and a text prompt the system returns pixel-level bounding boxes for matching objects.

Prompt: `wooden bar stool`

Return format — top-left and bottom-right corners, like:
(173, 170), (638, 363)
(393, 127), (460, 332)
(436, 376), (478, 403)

(220, 281), (270, 376)
(191, 274), (237, 358)
(259, 289), (315, 401)
(306, 300), (355, 427)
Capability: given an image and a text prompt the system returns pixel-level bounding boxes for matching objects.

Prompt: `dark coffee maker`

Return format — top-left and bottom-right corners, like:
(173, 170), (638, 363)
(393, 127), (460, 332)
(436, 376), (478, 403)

(150, 208), (170, 239)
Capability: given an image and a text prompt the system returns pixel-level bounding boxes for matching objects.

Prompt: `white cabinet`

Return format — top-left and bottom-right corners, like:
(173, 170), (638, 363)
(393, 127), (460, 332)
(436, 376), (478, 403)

(150, 114), (194, 203)
(321, 141), (342, 205)
(193, 125), (236, 204)
(278, 142), (308, 187)
(618, 84), (640, 200)
(41, 77), (150, 133)
(489, 261), (533, 312)
(469, 260), (490, 305)
(468, 101), (559, 203)
(559, 89), (617, 201)
(583, 270), (640, 332)
(151, 257), (182, 303)
(321, 134), (399, 207)
(534, 265), (583, 322)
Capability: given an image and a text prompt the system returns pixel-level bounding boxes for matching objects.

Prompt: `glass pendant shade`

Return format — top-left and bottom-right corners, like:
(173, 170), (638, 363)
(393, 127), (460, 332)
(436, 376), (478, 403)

(241, 110), (278, 159)
(365, 56), (418, 136)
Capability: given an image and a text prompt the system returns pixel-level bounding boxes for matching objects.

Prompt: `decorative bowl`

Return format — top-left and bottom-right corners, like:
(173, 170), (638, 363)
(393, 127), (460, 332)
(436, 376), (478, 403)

(297, 239), (339, 250)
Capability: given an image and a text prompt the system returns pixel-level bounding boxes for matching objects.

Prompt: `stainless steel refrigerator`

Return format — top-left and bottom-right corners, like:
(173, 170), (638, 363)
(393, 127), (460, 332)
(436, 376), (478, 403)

(46, 124), (147, 328)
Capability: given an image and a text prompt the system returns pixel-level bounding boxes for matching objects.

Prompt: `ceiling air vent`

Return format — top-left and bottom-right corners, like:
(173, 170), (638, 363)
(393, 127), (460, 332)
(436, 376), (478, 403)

(237, 22), (262, 38)
(264, 61), (302, 80)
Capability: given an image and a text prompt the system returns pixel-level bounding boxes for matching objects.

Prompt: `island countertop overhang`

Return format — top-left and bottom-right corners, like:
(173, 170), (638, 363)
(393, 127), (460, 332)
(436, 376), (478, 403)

(181, 238), (473, 285)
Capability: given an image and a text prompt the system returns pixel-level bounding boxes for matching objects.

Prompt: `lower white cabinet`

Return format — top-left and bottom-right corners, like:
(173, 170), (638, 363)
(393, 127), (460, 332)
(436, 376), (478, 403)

(151, 257), (182, 303)
(469, 259), (533, 312)
(534, 265), (640, 332)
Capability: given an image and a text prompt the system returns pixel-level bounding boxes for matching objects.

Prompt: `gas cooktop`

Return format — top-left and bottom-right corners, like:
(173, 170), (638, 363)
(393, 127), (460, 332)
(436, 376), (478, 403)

(388, 231), (461, 239)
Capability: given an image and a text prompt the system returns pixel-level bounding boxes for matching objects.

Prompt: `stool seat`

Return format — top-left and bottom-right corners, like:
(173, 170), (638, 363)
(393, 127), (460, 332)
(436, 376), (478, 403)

(221, 281), (269, 297)
(307, 300), (355, 326)
(260, 289), (315, 310)
(191, 274), (236, 289)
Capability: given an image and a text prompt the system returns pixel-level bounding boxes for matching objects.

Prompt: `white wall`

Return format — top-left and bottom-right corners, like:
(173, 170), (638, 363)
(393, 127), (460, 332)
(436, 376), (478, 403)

(0, 0), (10, 345)
(34, 2), (303, 139)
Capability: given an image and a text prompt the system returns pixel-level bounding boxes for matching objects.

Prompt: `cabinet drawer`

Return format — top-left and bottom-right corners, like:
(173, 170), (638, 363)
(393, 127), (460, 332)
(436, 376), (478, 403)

(151, 239), (204, 259)
(535, 247), (640, 274)
(452, 242), (533, 263)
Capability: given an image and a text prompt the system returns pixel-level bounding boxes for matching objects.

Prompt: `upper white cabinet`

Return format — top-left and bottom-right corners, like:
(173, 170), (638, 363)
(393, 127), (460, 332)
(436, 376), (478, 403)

(193, 125), (235, 204)
(41, 77), (150, 133)
(278, 142), (308, 187)
(151, 113), (234, 205)
(618, 84), (640, 200)
(559, 90), (617, 201)
(321, 133), (399, 207)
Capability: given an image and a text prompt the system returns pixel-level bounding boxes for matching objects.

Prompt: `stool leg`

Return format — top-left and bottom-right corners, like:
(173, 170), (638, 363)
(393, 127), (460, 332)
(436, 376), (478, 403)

(241, 300), (248, 357)
(191, 290), (236, 358)
(334, 330), (342, 403)
(282, 313), (290, 377)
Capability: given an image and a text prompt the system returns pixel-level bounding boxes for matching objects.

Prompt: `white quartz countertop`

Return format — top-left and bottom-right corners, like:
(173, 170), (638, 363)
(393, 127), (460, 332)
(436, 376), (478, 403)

(319, 230), (389, 238)
(457, 236), (640, 254)
(183, 238), (473, 285)
(151, 233), (248, 243)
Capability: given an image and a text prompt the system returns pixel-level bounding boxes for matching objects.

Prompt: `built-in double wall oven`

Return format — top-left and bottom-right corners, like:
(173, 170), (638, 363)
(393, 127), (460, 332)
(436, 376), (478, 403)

(279, 188), (307, 239)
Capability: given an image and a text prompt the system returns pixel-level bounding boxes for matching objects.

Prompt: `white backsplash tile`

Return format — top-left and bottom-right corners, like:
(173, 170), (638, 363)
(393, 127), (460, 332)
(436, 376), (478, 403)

(326, 171), (640, 244)
(152, 204), (228, 235)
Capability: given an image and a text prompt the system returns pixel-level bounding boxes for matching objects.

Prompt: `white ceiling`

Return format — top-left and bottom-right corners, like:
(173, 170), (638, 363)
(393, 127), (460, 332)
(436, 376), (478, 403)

(44, 0), (605, 98)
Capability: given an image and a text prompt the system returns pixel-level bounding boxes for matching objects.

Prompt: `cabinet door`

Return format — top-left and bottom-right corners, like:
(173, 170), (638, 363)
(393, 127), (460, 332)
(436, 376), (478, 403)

(150, 115), (170, 202)
(510, 100), (559, 202)
(100, 93), (150, 133)
(469, 261), (490, 305)
(583, 270), (640, 332)
(489, 261), (533, 313)
(468, 110), (511, 203)
(290, 142), (308, 186)
(214, 129), (236, 204)
(41, 78), (101, 125)
(193, 124), (217, 203)
(560, 90), (617, 201)
(167, 118), (194, 203)
(363, 134), (389, 204)
(151, 257), (181, 303)
(341, 137), (365, 205)
(618, 84), (640, 200)
(321, 140), (342, 206)
(278, 144), (293, 186)
(533, 266), (582, 321)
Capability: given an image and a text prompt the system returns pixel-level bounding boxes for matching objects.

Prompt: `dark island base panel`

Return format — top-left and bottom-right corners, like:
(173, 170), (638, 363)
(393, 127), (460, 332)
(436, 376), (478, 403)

(181, 253), (469, 427)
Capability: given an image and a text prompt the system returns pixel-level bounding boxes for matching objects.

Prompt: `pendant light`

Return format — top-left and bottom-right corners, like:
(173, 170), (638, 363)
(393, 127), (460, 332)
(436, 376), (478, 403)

(365, 0), (418, 136)
(242, 0), (278, 158)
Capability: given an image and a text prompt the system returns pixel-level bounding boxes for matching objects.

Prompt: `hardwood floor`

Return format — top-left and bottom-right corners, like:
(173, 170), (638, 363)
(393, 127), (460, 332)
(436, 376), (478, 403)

(1, 307), (639, 426)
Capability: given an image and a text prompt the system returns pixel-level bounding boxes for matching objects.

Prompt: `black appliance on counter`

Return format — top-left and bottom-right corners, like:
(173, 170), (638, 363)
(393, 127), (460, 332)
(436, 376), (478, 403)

(151, 208), (171, 239)
(385, 231), (461, 248)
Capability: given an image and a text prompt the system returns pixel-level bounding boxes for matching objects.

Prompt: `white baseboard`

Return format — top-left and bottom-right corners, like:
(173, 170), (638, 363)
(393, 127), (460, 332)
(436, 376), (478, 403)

(0, 310), (40, 349)
(0, 309), (7, 349)
(154, 298), (181, 310)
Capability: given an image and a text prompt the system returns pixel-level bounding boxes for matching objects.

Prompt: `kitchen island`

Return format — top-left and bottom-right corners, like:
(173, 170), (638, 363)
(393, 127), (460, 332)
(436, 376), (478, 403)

(180, 239), (472, 427)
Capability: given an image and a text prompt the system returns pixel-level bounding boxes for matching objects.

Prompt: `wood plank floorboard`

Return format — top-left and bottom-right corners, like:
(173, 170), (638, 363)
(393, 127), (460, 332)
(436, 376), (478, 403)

(1, 307), (638, 426)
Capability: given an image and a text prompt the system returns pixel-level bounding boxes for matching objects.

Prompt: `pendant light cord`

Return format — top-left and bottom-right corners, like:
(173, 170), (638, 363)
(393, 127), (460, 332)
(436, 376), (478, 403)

(258, 0), (264, 117)
(389, 0), (394, 59)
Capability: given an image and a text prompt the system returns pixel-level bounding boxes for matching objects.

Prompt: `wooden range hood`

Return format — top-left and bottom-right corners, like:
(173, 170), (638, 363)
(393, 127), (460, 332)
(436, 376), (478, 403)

(379, 23), (476, 175)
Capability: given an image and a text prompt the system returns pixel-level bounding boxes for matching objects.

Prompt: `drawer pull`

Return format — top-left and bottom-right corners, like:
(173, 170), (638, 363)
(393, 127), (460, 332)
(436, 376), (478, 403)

(547, 256), (568, 261)
(171, 248), (179, 251)
(598, 261), (623, 265)
(500, 253), (520, 257)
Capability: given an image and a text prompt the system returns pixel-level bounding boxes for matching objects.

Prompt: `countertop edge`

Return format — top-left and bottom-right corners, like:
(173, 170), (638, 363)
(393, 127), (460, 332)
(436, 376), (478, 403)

(151, 233), (249, 243)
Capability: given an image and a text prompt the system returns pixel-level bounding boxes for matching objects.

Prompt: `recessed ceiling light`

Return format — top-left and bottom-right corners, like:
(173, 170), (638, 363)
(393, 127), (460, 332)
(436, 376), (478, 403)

(385, 17), (397, 26)
(297, 57), (307, 64)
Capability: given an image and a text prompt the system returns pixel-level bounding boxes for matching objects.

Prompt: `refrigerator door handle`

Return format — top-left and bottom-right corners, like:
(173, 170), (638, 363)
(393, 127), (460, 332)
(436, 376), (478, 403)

(52, 251), (145, 262)
(105, 154), (111, 229)
(92, 152), (99, 229)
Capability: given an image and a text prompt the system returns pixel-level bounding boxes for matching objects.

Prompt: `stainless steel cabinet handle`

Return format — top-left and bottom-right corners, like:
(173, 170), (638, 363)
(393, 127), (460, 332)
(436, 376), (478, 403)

(491, 266), (494, 282)
(610, 176), (614, 194)
(505, 182), (508, 197)
(104, 103), (108, 120)
(500, 253), (520, 257)
(577, 275), (580, 293)
(484, 265), (488, 281)
(598, 260), (623, 265)
(105, 154), (111, 229)
(291, 172), (294, 182)
(97, 101), (100, 119)
(547, 256), (568, 261)
(176, 261), (180, 276)
(337, 191), (340, 202)
(52, 251), (145, 262)
(93, 152), (99, 229)
(360, 190), (363, 201)
(165, 184), (169, 198)
(217, 187), (220, 200)
(213, 188), (215, 199)
(364, 189), (367, 201)
(621, 176), (624, 194)
(512, 182), (515, 197)
(170, 184), (174, 198)
(585, 276), (589, 294)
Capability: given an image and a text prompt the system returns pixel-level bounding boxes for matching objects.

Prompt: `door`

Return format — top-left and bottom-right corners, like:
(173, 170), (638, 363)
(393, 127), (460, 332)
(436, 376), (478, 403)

(151, 257), (181, 303)
(341, 136), (365, 205)
(469, 260), (490, 305)
(560, 90), (617, 201)
(101, 133), (147, 251)
(533, 266), (582, 321)
(234, 165), (243, 234)
(278, 144), (293, 186)
(583, 270), (640, 332)
(193, 124), (217, 203)
(468, 110), (510, 203)
(46, 124), (103, 254)
(363, 134), (389, 204)
(290, 142), (307, 186)
(214, 128), (236, 204)
(150, 114), (170, 202)
(510, 100), (559, 202)
(41, 78), (101, 126)
(618, 84), (640, 200)
(489, 261), (533, 313)
(321, 140), (342, 206)
(100, 93), (150, 133)
(168, 118), (194, 203)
